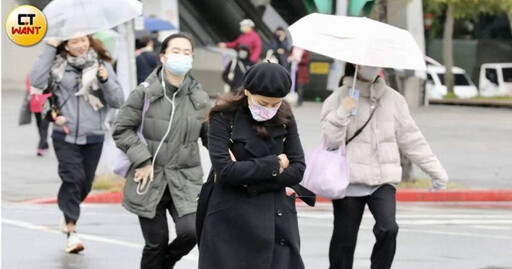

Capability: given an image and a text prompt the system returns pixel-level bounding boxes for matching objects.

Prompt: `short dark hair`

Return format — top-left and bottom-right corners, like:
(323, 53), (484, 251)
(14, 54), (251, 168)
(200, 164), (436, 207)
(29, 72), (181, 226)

(136, 36), (152, 50)
(339, 62), (356, 87)
(160, 33), (195, 54)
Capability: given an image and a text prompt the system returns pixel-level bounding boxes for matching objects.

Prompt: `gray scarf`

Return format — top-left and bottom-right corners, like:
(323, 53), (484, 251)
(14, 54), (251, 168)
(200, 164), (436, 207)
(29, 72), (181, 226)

(50, 49), (105, 111)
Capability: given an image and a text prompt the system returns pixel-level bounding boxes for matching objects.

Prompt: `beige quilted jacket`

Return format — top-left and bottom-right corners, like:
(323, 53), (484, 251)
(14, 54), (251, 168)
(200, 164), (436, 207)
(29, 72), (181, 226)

(321, 76), (448, 187)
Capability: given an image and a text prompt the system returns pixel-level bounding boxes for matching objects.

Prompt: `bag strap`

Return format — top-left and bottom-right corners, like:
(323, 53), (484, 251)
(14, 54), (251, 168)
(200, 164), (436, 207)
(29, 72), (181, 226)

(346, 104), (378, 145)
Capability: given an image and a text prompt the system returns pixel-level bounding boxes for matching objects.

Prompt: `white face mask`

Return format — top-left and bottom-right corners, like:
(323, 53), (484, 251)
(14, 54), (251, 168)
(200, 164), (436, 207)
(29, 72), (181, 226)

(164, 54), (193, 76)
(358, 66), (381, 81)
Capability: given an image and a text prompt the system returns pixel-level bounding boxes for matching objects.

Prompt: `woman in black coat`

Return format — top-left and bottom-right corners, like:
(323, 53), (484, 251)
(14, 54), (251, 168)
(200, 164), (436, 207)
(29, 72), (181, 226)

(198, 62), (313, 269)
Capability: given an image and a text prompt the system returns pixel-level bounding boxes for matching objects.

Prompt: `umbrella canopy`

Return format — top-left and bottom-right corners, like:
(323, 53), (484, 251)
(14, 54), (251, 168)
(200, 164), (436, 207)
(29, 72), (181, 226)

(43, 0), (142, 41)
(144, 17), (176, 32)
(289, 13), (426, 71)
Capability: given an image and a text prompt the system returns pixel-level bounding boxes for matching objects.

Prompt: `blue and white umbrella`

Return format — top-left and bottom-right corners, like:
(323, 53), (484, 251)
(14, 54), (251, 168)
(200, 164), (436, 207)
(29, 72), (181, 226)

(144, 17), (176, 32)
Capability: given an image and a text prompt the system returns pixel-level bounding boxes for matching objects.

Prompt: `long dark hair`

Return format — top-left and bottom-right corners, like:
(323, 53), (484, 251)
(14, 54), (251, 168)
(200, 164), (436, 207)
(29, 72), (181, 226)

(208, 89), (294, 138)
(56, 35), (113, 63)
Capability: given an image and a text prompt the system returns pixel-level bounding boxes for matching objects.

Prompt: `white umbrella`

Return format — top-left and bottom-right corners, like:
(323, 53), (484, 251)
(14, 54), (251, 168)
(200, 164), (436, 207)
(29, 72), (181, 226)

(43, 0), (142, 41)
(289, 13), (426, 71)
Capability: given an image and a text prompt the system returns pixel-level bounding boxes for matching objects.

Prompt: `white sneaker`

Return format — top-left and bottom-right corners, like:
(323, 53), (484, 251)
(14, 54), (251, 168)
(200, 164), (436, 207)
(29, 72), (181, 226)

(59, 217), (69, 234)
(65, 232), (84, 254)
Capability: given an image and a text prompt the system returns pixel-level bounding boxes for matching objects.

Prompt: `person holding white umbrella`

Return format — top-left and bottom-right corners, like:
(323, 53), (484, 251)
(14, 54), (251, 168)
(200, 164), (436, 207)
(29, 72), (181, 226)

(321, 63), (448, 269)
(30, 35), (124, 254)
(289, 14), (449, 268)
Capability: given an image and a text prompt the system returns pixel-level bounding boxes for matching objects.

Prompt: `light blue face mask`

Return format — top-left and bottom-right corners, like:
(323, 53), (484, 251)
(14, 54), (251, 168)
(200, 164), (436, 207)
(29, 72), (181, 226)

(164, 54), (193, 76)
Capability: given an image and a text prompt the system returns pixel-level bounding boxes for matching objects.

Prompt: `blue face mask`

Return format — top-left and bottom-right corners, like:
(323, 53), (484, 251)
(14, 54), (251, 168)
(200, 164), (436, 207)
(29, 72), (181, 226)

(164, 54), (193, 76)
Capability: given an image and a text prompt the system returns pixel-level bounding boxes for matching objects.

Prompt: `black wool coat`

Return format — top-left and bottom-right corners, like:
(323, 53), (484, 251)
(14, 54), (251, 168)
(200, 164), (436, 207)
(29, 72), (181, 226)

(198, 108), (306, 269)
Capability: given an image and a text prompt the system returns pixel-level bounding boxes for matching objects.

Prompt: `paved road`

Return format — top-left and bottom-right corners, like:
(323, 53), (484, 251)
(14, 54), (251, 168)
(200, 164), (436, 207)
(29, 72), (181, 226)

(3, 202), (512, 268)
(3, 90), (511, 202)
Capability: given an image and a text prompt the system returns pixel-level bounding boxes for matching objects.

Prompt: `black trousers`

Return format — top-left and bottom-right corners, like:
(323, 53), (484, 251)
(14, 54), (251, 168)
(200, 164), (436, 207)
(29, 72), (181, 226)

(329, 184), (398, 269)
(139, 188), (196, 269)
(35, 113), (49, 149)
(53, 138), (103, 223)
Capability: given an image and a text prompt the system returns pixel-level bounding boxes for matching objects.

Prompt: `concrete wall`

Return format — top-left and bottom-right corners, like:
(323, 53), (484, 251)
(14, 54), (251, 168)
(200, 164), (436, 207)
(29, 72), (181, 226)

(2, 0), (45, 91)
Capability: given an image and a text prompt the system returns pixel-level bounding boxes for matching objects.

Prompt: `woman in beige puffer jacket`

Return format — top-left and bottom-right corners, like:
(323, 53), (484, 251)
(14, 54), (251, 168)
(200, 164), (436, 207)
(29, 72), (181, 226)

(321, 63), (448, 269)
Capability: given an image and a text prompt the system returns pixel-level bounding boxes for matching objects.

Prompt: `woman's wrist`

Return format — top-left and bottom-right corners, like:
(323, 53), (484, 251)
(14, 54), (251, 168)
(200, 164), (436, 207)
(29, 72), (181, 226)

(277, 156), (284, 174)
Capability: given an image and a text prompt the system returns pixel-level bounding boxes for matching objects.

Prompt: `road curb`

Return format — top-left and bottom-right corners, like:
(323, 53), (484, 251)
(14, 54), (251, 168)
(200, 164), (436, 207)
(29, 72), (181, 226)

(23, 189), (512, 204)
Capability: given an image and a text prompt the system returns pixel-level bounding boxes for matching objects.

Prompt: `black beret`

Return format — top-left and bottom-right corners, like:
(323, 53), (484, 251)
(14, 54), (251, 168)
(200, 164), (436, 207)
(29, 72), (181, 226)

(243, 62), (291, 98)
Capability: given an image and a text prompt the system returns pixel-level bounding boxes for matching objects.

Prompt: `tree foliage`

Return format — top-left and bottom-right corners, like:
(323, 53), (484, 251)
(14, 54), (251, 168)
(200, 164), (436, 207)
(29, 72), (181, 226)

(425, 0), (512, 19)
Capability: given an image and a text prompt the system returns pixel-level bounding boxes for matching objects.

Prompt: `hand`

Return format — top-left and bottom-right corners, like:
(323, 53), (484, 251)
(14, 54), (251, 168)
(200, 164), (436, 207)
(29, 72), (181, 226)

(47, 39), (61, 48)
(277, 48), (285, 54)
(278, 154), (290, 173)
(134, 164), (153, 191)
(218, 42), (227, 49)
(55, 116), (66, 125)
(429, 181), (446, 193)
(97, 64), (108, 81)
(341, 96), (357, 112)
(29, 86), (43, 96)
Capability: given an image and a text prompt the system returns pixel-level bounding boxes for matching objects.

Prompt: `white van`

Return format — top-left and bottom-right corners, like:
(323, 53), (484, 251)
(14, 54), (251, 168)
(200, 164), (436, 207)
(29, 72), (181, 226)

(479, 63), (512, 97)
(426, 65), (478, 99)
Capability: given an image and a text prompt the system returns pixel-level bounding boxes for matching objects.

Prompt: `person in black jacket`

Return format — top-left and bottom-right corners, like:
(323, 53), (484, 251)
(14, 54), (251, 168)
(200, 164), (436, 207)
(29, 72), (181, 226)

(266, 27), (289, 68)
(136, 36), (160, 84)
(222, 45), (254, 93)
(199, 62), (314, 269)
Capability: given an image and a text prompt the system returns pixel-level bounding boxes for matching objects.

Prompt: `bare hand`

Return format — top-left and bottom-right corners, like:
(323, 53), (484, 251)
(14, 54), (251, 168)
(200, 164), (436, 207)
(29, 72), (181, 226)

(277, 48), (285, 54)
(97, 64), (108, 81)
(47, 39), (61, 48)
(218, 42), (227, 49)
(278, 154), (290, 170)
(55, 116), (66, 125)
(134, 164), (153, 191)
(341, 96), (357, 112)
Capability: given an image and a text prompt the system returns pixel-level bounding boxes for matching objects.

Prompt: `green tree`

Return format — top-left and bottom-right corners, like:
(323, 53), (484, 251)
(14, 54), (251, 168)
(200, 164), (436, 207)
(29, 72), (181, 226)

(425, 0), (512, 95)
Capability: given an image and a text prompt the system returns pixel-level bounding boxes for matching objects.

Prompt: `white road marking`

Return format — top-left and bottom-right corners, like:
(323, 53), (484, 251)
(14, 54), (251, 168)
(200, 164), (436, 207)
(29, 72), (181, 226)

(1, 218), (199, 261)
(298, 212), (512, 220)
(300, 221), (512, 240)
(471, 225), (512, 231)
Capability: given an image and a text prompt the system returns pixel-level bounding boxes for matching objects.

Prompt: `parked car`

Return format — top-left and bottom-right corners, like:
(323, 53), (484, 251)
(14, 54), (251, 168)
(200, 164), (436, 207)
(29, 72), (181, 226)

(426, 65), (478, 99)
(479, 63), (512, 97)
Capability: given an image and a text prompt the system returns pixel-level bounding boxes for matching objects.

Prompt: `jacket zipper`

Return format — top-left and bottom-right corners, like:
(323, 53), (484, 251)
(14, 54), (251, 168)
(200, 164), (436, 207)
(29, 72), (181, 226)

(75, 77), (81, 144)
(75, 95), (80, 144)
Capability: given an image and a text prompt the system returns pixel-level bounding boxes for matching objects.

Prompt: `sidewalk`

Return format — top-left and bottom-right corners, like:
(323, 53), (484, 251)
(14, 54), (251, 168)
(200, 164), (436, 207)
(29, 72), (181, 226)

(3, 89), (512, 203)
(429, 98), (512, 108)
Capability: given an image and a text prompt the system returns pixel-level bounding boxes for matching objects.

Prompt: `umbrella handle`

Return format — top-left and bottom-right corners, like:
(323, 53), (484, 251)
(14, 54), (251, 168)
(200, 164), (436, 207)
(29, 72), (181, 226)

(350, 64), (359, 97)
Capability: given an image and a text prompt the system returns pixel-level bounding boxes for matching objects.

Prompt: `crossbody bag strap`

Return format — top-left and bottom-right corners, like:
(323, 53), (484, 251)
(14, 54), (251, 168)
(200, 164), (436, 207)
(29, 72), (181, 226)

(346, 104), (378, 145)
